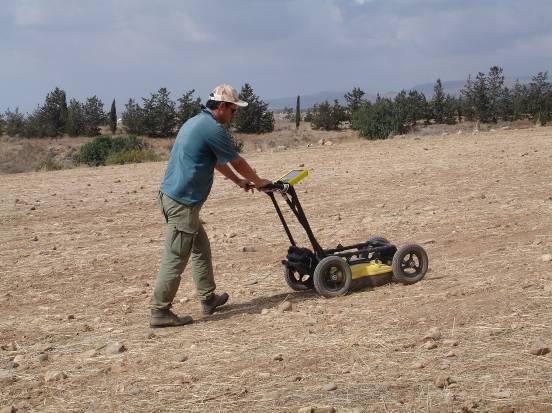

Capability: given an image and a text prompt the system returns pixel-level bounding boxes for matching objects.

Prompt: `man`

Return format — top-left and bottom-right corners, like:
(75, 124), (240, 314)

(150, 84), (271, 328)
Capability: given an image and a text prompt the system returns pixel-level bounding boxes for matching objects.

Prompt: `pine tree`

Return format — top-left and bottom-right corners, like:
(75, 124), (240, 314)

(512, 80), (527, 120)
(142, 87), (177, 137)
(41, 87), (68, 136)
(5, 108), (26, 137)
(176, 89), (202, 126)
(66, 99), (86, 136)
(527, 72), (550, 125)
(487, 66), (505, 123)
(83, 96), (106, 136)
(344, 87), (366, 121)
(461, 75), (476, 121)
(0, 112), (5, 136)
(233, 83), (274, 133)
(109, 99), (117, 134)
(432, 79), (445, 123)
(473, 72), (490, 123)
(122, 99), (145, 135)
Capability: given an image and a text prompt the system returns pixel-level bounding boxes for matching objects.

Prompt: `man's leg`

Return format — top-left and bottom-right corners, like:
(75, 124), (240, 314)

(191, 222), (215, 300)
(191, 223), (228, 315)
(152, 224), (193, 310)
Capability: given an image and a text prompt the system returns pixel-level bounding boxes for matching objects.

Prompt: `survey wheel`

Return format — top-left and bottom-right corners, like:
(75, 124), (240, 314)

(284, 267), (314, 291)
(391, 243), (428, 284)
(313, 256), (352, 298)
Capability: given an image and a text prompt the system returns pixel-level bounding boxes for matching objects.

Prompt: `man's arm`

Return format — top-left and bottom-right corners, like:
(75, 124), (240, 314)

(228, 156), (271, 189)
(215, 162), (241, 185)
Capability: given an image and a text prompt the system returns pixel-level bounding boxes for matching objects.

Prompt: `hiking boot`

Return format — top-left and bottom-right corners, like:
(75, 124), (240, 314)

(149, 309), (193, 328)
(201, 292), (229, 315)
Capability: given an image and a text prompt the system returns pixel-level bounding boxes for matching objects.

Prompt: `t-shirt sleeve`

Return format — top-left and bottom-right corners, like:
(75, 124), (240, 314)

(207, 127), (239, 164)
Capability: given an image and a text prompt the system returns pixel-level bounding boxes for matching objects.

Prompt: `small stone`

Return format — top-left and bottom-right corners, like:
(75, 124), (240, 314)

(128, 387), (141, 396)
(30, 206), (36, 211)
(242, 246), (256, 252)
(2, 342), (18, 351)
(273, 354), (283, 361)
(67, 314), (75, 320)
(529, 346), (550, 356)
(44, 370), (67, 382)
(105, 342), (126, 355)
(314, 408), (336, 413)
(424, 341), (438, 350)
(176, 354), (188, 362)
(146, 332), (156, 339)
(83, 349), (98, 358)
(492, 389), (512, 399)
(12, 355), (24, 364)
(0, 370), (16, 385)
(541, 254), (552, 263)
(6, 361), (19, 369)
(288, 375), (302, 382)
(179, 297), (189, 303)
(279, 301), (292, 312)
(0, 406), (16, 413)
(434, 375), (450, 388)
(32, 235), (38, 241)
(501, 407), (515, 413)
(298, 408), (314, 413)
(412, 361), (424, 369)
(228, 232), (237, 238)
(421, 239), (436, 245)
(323, 383), (337, 391)
(38, 354), (49, 362)
(443, 339), (458, 347)
(445, 351), (456, 358)
(424, 327), (442, 340)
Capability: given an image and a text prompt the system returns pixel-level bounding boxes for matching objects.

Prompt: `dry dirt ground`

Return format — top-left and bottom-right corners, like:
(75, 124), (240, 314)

(1, 127), (552, 413)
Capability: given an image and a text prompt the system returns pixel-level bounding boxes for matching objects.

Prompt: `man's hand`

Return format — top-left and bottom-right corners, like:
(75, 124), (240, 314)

(254, 178), (272, 191)
(237, 178), (254, 192)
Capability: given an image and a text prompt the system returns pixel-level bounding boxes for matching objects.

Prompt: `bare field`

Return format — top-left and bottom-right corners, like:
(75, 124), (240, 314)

(1, 127), (552, 412)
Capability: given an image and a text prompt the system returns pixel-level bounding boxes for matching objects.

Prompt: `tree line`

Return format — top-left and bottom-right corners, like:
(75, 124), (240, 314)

(285, 66), (551, 139)
(0, 83), (274, 138)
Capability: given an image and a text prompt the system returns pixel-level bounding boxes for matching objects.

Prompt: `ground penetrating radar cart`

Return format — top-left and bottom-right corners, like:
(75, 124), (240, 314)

(261, 169), (429, 298)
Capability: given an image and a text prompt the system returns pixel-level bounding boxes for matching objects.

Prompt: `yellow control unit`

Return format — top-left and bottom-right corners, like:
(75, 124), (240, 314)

(277, 169), (308, 186)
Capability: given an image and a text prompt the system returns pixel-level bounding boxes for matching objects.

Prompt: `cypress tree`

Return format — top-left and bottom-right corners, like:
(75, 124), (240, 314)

(295, 95), (300, 129)
(109, 99), (117, 134)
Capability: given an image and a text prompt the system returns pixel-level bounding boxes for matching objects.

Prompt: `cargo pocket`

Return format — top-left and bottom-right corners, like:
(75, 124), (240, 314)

(169, 224), (197, 258)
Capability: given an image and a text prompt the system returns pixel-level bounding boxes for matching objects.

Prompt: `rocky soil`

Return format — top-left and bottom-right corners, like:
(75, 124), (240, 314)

(1, 126), (552, 412)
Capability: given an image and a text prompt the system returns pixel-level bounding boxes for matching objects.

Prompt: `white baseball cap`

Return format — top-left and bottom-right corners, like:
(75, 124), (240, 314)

(208, 84), (248, 107)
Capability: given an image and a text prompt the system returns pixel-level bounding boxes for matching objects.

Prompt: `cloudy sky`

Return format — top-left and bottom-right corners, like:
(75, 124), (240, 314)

(1, 0), (551, 112)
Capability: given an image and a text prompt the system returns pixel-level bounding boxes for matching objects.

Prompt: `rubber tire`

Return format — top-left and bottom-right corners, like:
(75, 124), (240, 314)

(359, 236), (392, 259)
(284, 267), (314, 291)
(313, 256), (352, 298)
(392, 243), (428, 284)
(367, 236), (390, 245)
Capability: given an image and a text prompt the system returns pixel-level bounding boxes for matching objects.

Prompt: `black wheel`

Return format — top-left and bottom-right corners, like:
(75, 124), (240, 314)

(360, 236), (392, 260)
(284, 267), (314, 291)
(313, 256), (352, 298)
(392, 244), (428, 284)
(367, 236), (390, 245)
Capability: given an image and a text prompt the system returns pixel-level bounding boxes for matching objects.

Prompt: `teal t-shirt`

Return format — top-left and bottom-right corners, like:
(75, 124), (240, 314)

(160, 109), (239, 206)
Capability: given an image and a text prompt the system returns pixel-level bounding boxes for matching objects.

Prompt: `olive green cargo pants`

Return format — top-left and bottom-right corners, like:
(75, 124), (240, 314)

(151, 192), (215, 310)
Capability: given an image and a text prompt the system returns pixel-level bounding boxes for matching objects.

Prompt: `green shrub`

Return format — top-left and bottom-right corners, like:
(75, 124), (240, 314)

(77, 135), (153, 166)
(78, 136), (113, 166)
(106, 148), (159, 165)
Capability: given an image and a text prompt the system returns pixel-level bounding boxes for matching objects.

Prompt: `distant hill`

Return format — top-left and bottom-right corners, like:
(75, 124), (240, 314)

(268, 76), (533, 111)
